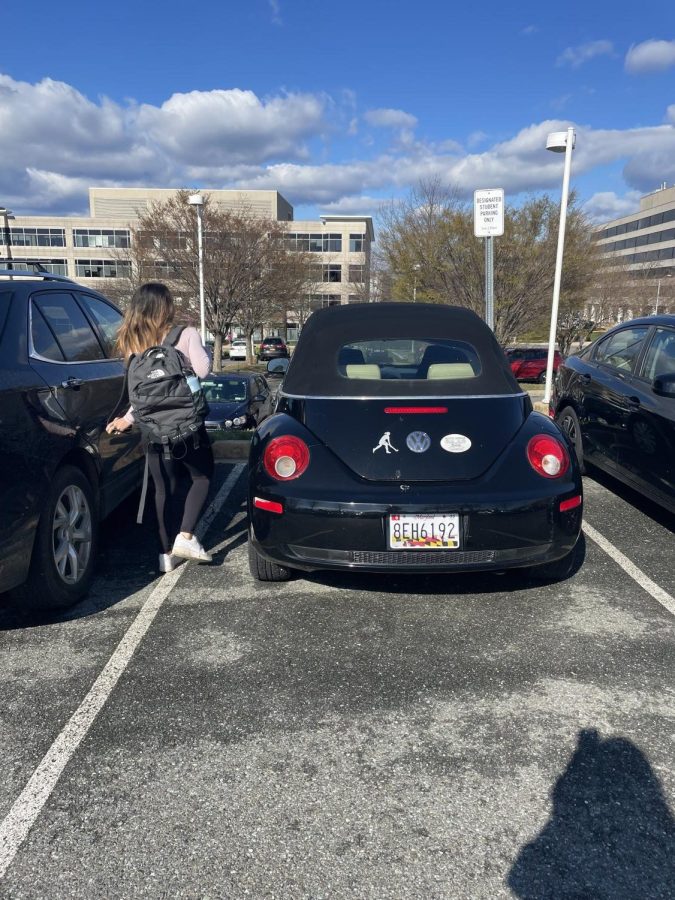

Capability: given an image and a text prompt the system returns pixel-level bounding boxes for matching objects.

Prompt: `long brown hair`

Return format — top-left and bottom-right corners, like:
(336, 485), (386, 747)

(116, 282), (176, 358)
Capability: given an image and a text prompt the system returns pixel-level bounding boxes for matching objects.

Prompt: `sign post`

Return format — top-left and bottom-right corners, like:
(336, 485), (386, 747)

(474, 189), (504, 332)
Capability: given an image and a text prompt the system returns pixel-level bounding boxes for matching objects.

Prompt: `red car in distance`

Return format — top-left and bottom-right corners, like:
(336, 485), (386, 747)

(506, 347), (564, 383)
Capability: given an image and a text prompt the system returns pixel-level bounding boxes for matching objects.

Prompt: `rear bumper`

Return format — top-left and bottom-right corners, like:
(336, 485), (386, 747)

(250, 494), (582, 574)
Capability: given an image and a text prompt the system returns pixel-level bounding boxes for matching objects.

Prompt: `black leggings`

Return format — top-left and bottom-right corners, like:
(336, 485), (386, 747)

(147, 436), (214, 553)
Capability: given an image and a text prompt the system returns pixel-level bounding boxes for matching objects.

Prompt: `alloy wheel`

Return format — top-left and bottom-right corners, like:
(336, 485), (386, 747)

(51, 484), (93, 585)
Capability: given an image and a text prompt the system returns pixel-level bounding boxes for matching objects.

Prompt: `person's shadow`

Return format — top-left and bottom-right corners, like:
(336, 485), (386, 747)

(508, 729), (675, 899)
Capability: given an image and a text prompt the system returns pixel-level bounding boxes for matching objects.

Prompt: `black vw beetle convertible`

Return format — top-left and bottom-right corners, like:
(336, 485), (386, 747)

(248, 303), (583, 581)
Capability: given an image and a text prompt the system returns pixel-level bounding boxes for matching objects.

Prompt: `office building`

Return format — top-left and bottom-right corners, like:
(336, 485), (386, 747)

(0, 188), (374, 331)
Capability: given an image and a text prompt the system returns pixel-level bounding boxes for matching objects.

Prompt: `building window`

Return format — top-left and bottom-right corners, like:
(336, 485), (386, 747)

(9, 227), (66, 247)
(348, 264), (365, 282)
(324, 264), (341, 283)
(75, 259), (131, 278)
(348, 294), (361, 303)
(73, 228), (130, 249)
(284, 232), (342, 252)
(349, 233), (364, 252)
(1, 258), (68, 275)
(307, 294), (341, 309)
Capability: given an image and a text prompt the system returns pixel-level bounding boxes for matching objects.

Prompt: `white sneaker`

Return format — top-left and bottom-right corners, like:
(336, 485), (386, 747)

(172, 533), (212, 563)
(159, 553), (177, 573)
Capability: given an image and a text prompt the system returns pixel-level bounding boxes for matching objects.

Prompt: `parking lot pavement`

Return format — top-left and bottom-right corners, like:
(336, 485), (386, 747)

(0, 467), (673, 898)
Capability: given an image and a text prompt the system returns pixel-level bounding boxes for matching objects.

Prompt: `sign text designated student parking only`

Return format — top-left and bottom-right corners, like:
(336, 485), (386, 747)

(474, 189), (504, 237)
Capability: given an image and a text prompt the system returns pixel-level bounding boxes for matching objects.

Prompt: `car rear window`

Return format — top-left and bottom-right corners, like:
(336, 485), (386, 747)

(202, 379), (248, 402)
(338, 338), (481, 381)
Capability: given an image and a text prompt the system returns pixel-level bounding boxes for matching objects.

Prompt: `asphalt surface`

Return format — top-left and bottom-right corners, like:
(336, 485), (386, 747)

(0, 463), (674, 899)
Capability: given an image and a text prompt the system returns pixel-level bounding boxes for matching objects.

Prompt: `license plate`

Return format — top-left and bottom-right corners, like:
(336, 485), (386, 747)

(388, 514), (460, 550)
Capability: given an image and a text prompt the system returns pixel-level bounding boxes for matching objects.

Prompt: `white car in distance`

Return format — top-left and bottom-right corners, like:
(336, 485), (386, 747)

(229, 338), (247, 361)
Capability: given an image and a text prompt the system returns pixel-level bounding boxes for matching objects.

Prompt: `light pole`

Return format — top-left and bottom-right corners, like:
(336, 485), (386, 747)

(412, 263), (421, 302)
(0, 207), (15, 270)
(543, 127), (576, 407)
(188, 193), (206, 343)
(655, 273), (672, 314)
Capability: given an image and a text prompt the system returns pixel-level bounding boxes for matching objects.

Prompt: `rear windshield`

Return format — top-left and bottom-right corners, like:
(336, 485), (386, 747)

(339, 339), (481, 381)
(202, 379), (248, 402)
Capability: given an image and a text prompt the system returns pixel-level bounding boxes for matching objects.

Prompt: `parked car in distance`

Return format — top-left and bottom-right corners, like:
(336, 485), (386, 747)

(506, 347), (564, 383)
(202, 373), (274, 431)
(258, 336), (289, 361)
(228, 338), (248, 361)
(0, 270), (143, 609)
(248, 303), (583, 583)
(553, 314), (675, 514)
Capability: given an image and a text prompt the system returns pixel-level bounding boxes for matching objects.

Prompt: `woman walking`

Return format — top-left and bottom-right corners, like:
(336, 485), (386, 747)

(107, 282), (214, 572)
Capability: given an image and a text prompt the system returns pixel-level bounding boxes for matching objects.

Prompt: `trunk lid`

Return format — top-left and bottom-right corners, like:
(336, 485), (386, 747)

(299, 396), (528, 482)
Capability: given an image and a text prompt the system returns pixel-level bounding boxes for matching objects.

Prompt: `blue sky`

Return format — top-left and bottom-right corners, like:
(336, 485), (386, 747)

(1, 0), (674, 225)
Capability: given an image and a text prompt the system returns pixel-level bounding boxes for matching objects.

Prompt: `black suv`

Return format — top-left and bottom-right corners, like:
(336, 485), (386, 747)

(257, 336), (289, 361)
(0, 271), (143, 609)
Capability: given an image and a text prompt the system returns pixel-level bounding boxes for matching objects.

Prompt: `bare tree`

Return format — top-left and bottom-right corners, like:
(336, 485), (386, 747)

(377, 179), (596, 345)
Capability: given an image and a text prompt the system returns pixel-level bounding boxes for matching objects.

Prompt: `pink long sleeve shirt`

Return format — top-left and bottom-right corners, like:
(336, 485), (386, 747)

(123, 326), (211, 425)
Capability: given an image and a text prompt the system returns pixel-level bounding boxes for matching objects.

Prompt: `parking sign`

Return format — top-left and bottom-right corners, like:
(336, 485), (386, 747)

(474, 189), (504, 237)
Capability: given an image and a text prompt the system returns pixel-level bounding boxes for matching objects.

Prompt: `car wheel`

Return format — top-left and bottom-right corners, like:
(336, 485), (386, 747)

(556, 405), (586, 474)
(248, 538), (293, 582)
(537, 370), (547, 383)
(525, 534), (585, 583)
(12, 465), (98, 610)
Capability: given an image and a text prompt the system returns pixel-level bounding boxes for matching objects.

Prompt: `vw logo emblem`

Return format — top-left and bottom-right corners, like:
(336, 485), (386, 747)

(406, 431), (431, 453)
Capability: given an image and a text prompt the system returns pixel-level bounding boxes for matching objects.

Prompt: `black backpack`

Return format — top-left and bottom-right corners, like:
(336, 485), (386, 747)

(120, 326), (210, 523)
(126, 325), (209, 456)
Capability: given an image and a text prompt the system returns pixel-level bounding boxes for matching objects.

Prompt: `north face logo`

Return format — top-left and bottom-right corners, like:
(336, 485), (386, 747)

(149, 369), (166, 379)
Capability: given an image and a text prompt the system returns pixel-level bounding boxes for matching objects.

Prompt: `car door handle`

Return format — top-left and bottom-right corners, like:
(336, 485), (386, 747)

(581, 373), (592, 383)
(627, 396), (641, 408)
(61, 377), (83, 389)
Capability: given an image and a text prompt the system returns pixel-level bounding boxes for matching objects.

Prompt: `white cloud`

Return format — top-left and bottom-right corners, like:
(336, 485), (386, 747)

(2, 72), (675, 222)
(582, 190), (643, 223)
(521, 25), (538, 36)
(363, 108), (418, 130)
(556, 40), (614, 69)
(625, 39), (675, 73)
(135, 88), (326, 166)
(268, 0), (282, 25)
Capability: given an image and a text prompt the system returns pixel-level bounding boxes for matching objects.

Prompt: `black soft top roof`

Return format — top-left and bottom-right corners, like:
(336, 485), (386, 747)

(282, 302), (521, 397)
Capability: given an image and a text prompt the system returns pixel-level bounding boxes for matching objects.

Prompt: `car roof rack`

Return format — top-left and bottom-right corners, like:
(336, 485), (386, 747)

(0, 267), (76, 284)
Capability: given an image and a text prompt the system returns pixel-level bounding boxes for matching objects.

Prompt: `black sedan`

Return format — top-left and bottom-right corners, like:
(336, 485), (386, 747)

(248, 303), (583, 582)
(553, 314), (675, 514)
(202, 373), (274, 431)
(0, 271), (143, 609)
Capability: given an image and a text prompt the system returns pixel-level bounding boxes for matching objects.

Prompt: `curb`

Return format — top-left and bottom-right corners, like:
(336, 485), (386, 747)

(532, 400), (551, 416)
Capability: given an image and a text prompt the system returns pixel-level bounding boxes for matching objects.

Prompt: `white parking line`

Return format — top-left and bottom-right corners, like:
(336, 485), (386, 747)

(0, 463), (245, 880)
(583, 521), (675, 619)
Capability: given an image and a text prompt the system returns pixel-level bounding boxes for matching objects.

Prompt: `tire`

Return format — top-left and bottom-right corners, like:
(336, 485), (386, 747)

(525, 534), (585, 583)
(537, 370), (547, 384)
(248, 538), (293, 582)
(556, 405), (586, 474)
(11, 465), (98, 610)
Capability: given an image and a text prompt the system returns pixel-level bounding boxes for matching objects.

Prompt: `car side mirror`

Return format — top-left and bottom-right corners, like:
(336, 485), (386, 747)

(267, 358), (289, 375)
(652, 372), (675, 398)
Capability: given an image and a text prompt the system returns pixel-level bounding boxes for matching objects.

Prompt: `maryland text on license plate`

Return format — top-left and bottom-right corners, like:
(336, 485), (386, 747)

(389, 514), (460, 549)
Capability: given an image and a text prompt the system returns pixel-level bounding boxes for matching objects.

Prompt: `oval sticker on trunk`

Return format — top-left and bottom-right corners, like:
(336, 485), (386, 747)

(441, 433), (471, 453)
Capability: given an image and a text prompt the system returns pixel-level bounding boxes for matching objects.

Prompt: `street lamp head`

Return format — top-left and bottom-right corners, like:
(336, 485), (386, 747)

(0, 207), (15, 218)
(188, 194), (204, 207)
(546, 130), (576, 153)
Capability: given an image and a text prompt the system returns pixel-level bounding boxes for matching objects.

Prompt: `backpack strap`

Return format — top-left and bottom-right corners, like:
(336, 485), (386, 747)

(107, 354), (135, 426)
(136, 448), (150, 525)
(165, 325), (185, 347)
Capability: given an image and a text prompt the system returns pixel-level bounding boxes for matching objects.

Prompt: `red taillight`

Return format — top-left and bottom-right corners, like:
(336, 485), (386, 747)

(384, 407), (448, 414)
(527, 435), (569, 479)
(559, 495), (582, 512)
(253, 496), (283, 514)
(263, 435), (310, 480)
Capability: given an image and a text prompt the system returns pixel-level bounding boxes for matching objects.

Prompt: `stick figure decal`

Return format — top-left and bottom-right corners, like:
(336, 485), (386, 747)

(372, 431), (399, 454)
